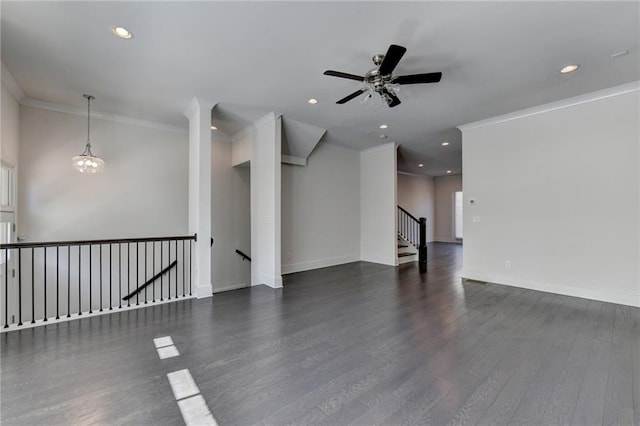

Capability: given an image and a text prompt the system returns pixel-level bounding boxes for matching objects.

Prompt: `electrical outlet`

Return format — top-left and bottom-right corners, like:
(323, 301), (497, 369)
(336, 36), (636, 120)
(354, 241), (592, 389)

(505, 260), (512, 269)
(472, 216), (481, 223)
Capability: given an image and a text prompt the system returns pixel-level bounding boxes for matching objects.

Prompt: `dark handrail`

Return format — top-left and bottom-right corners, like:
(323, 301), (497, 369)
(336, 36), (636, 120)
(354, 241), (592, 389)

(0, 234), (197, 250)
(397, 205), (419, 223)
(235, 249), (251, 262)
(122, 260), (177, 301)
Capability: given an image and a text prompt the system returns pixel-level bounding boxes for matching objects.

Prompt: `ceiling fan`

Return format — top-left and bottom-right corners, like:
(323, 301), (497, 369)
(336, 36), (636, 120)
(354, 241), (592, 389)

(324, 44), (442, 108)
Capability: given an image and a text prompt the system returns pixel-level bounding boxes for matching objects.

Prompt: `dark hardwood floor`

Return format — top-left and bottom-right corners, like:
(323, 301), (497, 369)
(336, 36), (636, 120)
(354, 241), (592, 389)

(1, 243), (638, 425)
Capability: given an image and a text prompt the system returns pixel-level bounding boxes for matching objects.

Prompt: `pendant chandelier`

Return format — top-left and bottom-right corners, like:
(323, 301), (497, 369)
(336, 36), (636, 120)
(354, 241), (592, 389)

(72, 94), (105, 173)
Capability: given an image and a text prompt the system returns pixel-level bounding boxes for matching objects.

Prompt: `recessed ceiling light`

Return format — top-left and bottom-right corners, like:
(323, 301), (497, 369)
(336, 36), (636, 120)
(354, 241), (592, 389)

(418, 163), (424, 167)
(611, 50), (629, 58)
(379, 134), (387, 139)
(379, 124), (388, 129)
(560, 64), (580, 74)
(307, 98), (319, 105)
(441, 141), (450, 146)
(111, 26), (133, 40)
(446, 170), (452, 174)
(210, 126), (217, 130)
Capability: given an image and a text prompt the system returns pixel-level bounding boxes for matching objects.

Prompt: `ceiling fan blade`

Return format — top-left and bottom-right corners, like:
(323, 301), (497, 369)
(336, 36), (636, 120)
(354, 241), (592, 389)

(394, 72), (442, 85)
(382, 88), (401, 108)
(336, 89), (366, 104)
(324, 70), (365, 82)
(378, 44), (407, 76)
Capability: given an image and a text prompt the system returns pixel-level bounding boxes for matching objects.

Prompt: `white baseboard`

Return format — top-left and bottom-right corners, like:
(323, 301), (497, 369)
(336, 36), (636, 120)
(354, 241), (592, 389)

(434, 238), (462, 244)
(282, 255), (360, 274)
(259, 273), (283, 289)
(194, 284), (213, 299)
(463, 270), (640, 308)
(213, 283), (248, 293)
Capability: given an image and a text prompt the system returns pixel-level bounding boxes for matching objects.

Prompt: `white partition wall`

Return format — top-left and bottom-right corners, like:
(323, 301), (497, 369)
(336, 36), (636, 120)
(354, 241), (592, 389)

(360, 143), (398, 266)
(232, 113), (283, 288)
(460, 83), (640, 307)
(184, 97), (215, 298)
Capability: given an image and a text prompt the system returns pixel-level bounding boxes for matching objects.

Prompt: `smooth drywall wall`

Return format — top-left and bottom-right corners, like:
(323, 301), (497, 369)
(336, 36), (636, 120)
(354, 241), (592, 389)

(461, 85), (639, 307)
(281, 143), (360, 273)
(18, 105), (188, 240)
(1, 82), (19, 168)
(434, 175), (463, 243)
(211, 136), (251, 292)
(360, 143), (397, 266)
(13, 105), (189, 321)
(397, 173), (435, 242)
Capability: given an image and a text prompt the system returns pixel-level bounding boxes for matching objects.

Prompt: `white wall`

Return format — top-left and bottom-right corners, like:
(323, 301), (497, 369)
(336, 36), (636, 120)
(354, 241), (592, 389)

(434, 175), (463, 243)
(281, 143), (360, 274)
(18, 105), (188, 241)
(397, 173), (435, 242)
(211, 136), (251, 292)
(360, 143), (397, 266)
(1, 82), (20, 168)
(10, 104), (190, 323)
(461, 83), (639, 307)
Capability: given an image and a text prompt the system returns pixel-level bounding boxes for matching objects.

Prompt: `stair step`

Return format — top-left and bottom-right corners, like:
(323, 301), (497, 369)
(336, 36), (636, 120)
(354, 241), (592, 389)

(398, 252), (416, 258)
(398, 244), (408, 248)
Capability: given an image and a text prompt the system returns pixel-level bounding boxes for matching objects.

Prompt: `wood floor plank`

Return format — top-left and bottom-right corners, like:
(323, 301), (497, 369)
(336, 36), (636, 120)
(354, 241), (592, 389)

(1, 243), (638, 426)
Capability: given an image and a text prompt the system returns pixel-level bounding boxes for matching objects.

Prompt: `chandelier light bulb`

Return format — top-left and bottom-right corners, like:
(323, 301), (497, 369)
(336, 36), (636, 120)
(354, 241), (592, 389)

(72, 94), (105, 174)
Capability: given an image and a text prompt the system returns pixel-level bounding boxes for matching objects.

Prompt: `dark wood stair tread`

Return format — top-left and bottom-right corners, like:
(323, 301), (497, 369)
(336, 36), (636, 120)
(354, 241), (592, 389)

(398, 252), (416, 258)
(397, 244), (408, 248)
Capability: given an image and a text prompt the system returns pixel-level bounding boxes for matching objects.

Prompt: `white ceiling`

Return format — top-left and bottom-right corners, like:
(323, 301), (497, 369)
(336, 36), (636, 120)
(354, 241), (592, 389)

(2, 1), (638, 176)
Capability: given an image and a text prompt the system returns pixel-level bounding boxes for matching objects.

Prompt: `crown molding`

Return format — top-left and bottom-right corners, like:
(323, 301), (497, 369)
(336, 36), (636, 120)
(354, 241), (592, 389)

(183, 97), (216, 120)
(458, 81), (640, 132)
(231, 112), (277, 142)
(1, 62), (25, 102)
(22, 97), (187, 134)
(361, 141), (398, 155)
(281, 155), (307, 166)
(397, 171), (434, 179)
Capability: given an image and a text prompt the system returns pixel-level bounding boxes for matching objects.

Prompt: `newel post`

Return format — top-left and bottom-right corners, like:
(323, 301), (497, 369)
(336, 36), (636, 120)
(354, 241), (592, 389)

(419, 217), (427, 265)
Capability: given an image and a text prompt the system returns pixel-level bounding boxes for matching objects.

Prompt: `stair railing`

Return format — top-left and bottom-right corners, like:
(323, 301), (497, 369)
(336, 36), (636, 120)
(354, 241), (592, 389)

(235, 249), (251, 262)
(397, 205), (427, 264)
(0, 234), (196, 330)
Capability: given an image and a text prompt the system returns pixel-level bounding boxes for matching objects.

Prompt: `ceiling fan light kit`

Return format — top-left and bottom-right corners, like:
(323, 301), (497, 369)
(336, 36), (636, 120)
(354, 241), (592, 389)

(324, 44), (442, 108)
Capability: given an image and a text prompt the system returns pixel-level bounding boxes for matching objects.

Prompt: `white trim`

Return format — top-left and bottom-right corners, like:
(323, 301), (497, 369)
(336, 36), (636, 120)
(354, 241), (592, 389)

(462, 270), (640, 308)
(213, 283), (248, 293)
(281, 155), (307, 166)
(282, 254), (360, 275)
(231, 112), (277, 141)
(360, 142), (398, 155)
(397, 171), (433, 179)
(397, 254), (417, 265)
(458, 81), (640, 132)
(320, 142), (360, 153)
(22, 97), (187, 134)
(194, 283), (213, 299)
(0, 296), (196, 333)
(258, 273), (283, 289)
(1, 62), (25, 102)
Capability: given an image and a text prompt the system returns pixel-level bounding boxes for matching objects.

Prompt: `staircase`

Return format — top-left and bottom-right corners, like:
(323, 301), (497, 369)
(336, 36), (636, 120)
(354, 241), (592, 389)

(397, 205), (427, 265)
(397, 236), (418, 264)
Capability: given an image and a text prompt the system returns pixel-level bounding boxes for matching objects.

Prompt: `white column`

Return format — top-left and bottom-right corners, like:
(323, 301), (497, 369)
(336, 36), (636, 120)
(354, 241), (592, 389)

(184, 97), (215, 298)
(360, 142), (398, 266)
(249, 113), (283, 288)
